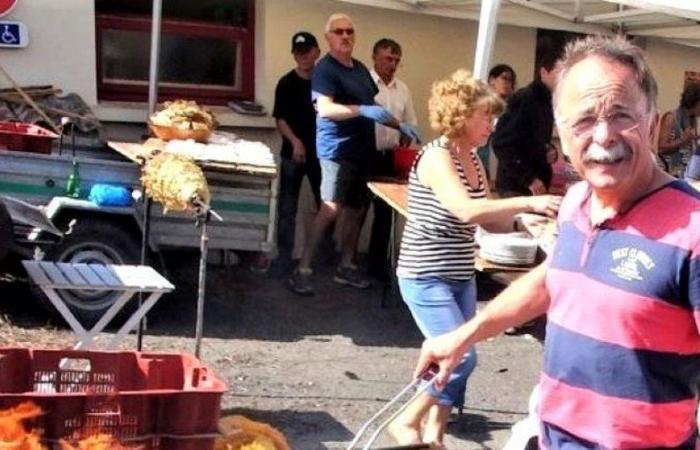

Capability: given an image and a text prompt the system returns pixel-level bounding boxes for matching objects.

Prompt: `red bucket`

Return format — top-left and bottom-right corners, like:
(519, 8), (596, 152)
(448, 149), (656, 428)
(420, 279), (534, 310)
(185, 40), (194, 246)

(393, 146), (418, 180)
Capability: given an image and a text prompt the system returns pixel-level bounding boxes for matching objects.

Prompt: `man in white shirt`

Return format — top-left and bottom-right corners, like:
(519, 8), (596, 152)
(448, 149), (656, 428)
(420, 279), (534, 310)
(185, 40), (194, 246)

(367, 38), (418, 280)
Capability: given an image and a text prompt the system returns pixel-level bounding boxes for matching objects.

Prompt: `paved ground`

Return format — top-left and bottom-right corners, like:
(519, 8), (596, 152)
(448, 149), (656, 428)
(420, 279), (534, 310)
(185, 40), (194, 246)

(0, 252), (543, 449)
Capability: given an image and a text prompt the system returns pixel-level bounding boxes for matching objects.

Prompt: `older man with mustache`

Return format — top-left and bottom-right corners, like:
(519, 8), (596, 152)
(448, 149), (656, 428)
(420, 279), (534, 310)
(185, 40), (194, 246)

(413, 35), (700, 449)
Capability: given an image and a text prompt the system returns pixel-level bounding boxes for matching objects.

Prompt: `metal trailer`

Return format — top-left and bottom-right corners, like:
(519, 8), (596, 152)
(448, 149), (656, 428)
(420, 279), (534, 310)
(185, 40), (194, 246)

(0, 146), (278, 324)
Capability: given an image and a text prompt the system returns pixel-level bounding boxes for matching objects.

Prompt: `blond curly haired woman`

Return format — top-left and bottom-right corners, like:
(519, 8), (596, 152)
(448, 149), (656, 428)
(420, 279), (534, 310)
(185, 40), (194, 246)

(390, 69), (561, 447)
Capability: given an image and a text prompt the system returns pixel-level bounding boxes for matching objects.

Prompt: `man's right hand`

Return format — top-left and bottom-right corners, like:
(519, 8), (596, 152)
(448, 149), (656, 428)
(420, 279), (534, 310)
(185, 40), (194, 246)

(681, 127), (697, 144)
(358, 105), (394, 125)
(291, 140), (306, 164)
(414, 330), (468, 390)
(528, 178), (547, 195)
(528, 194), (562, 218)
(399, 122), (422, 144)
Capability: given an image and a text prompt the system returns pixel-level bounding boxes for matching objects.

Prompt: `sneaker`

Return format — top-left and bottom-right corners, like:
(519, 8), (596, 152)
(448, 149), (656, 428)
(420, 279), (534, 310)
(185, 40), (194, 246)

(333, 265), (371, 289)
(249, 254), (271, 275)
(288, 269), (314, 296)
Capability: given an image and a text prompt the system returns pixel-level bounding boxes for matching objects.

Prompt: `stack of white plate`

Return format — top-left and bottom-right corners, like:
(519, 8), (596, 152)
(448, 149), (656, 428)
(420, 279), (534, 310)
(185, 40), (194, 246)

(477, 230), (538, 266)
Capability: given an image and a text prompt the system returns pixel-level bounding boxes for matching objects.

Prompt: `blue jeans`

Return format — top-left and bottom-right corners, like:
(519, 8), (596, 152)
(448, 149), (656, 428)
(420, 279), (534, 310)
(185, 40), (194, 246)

(399, 276), (478, 407)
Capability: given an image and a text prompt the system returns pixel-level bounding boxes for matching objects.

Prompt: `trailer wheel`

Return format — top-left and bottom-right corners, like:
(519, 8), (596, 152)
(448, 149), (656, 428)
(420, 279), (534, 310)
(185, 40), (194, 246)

(41, 219), (141, 327)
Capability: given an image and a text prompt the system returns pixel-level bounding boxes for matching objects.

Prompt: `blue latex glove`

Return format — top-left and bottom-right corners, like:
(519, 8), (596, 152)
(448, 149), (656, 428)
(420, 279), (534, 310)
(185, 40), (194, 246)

(399, 122), (422, 144)
(358, 105), (394, 125)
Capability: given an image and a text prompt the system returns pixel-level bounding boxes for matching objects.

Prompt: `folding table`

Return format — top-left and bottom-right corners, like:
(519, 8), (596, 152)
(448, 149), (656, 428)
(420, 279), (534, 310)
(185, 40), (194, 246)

(22, 261), (174, 350)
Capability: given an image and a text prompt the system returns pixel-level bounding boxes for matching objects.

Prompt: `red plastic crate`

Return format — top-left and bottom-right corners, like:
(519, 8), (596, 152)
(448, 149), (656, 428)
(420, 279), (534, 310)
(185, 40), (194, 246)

(0, 348), (228, 449)
(0, 121), (59, 154)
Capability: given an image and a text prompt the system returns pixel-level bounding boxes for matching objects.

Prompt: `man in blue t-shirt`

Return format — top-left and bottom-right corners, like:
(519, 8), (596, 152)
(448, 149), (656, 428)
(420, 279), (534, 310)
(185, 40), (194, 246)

(288, 13), (420, 296)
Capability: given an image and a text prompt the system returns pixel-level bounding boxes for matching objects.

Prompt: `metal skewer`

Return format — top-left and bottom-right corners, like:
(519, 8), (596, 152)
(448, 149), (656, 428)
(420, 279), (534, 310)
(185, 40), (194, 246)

(347, 365), (439, 450)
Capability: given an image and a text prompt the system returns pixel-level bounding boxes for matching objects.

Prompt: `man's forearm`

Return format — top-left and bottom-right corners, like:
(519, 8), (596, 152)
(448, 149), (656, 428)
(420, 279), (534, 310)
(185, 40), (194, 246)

(317, 102), (361, 121)
(317, 98), (400, 128)
(276, 119), (301, 145)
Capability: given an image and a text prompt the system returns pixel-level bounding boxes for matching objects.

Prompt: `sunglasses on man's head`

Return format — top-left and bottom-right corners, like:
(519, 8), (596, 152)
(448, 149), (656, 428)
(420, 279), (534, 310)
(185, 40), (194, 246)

(330, 28), (355, 36)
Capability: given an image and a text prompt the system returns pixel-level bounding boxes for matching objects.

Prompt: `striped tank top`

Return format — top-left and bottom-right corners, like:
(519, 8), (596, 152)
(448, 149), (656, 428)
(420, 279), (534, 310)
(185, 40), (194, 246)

(397, 137), (486, 280)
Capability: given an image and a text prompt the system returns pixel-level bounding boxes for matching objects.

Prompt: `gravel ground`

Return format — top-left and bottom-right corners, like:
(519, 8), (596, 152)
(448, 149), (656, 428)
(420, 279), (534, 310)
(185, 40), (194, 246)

(0, 254), (543, 450)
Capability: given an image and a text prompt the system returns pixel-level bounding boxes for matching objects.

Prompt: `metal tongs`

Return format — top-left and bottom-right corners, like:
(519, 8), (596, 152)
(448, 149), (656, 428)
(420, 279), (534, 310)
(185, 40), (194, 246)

(346, 364), (440, 450)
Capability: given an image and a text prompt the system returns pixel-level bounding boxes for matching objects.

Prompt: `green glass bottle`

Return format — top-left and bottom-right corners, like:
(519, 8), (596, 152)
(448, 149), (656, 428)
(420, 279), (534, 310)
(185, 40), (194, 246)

(65, 160), (81, 198)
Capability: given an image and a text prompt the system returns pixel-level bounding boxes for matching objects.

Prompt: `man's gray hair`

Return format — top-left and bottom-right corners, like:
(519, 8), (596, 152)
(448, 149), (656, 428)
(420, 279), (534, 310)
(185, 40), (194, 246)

(325, 13), (354, 33)
(553, 35), (658, 113)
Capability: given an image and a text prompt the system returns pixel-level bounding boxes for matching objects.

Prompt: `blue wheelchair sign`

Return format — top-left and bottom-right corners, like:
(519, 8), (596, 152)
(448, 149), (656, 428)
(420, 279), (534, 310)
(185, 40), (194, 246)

(0, 21), (27, 48)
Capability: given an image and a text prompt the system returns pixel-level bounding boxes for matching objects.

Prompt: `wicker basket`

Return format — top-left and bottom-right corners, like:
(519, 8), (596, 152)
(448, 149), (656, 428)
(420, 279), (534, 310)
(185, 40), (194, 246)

(149, 123), (211, 143)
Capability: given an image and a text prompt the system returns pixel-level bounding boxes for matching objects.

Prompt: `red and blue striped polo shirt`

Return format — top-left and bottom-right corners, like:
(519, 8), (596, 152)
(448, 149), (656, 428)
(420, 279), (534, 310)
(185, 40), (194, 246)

(541, 180), (700, 449)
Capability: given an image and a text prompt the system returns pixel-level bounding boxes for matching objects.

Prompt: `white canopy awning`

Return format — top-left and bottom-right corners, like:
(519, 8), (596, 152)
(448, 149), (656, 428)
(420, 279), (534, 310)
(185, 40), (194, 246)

(336, 0), (700, 82)
(337, 0), (700, 48)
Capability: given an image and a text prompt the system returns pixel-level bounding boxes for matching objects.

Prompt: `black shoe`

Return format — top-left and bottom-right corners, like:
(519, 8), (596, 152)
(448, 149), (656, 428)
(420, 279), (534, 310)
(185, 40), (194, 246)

(333, 265), (370, 289)
(288, 269), (314, 296)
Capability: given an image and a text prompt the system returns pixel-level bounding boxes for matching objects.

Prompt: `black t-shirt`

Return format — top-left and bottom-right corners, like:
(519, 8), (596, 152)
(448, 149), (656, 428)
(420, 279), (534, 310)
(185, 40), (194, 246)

(273, 70), (317, 160)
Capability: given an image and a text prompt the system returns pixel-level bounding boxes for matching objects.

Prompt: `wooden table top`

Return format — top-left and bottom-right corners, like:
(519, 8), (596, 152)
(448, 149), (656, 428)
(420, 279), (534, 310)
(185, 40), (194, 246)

(367, 179), (409, 217)
(108, 139), (277, 176)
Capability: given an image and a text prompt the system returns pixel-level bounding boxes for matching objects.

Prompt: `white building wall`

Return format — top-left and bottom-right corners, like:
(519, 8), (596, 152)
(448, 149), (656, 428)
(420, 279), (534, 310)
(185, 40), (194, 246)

(646, 38), (700, 115)
(0, 0), (97, 105)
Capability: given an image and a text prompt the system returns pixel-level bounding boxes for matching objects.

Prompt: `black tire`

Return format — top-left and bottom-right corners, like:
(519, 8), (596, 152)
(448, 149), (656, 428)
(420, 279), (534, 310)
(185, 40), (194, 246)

(40, 218), (141, 327)
(0, 200), (13, 262)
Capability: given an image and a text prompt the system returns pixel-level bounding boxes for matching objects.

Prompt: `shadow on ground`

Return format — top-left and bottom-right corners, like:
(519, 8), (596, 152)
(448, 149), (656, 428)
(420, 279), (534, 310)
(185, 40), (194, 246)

(0, 251), (427, 348)
(448, 412), (514, 449)
(0, 250), (516, 349)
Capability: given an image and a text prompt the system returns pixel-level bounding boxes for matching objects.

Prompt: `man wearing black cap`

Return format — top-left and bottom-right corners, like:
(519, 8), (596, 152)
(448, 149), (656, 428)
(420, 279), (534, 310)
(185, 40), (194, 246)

(251, 31), (321, 275)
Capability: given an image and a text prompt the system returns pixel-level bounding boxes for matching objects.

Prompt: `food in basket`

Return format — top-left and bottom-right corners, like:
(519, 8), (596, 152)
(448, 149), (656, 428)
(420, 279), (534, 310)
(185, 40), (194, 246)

(141, 152), (210, 213)
(149, 100), (216, 142)
(215, 415), (290, 450)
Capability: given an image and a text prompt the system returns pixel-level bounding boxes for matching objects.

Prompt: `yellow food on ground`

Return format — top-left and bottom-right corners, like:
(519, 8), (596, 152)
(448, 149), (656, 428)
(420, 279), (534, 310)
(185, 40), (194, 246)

(141, 152), (210, 213)
(215, 416), (290, 450)
(149, 100), (216, 131)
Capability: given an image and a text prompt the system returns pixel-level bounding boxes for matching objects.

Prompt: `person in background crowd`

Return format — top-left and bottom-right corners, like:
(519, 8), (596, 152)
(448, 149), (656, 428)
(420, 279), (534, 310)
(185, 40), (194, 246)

(492, 53), (559, 197)
(488, 63), (517, 100)
(388, 69), (560, 448)
(251, 31), (321, 275)
(658, 83), (700, 178)
(477, 64), (517, 176)
(415, 35), (700, 449)
(367, 38), (418, 281)
(288, 13), (420, 296)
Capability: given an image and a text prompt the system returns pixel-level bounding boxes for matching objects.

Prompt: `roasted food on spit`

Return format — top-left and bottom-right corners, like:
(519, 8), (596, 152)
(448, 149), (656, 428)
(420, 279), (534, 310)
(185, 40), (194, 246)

(141, 152), (210, 213)
(215, 415), (290, 450)
(149, 100), (216, 131)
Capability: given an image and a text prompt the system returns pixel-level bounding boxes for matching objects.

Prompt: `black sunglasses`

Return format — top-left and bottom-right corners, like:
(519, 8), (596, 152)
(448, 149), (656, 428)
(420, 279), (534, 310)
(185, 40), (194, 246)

(330, 28), (355, 36)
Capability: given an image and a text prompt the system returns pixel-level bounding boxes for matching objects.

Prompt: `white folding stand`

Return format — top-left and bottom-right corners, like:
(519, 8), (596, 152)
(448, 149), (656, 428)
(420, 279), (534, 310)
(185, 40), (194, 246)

(23, 261), (174, 350)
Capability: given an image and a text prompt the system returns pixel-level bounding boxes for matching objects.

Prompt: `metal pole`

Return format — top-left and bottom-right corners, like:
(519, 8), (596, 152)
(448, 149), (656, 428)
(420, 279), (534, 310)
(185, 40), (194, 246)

(147, 0), (163, 116)
(136, 196), (152, 351)
(194, 219), (208, 358)
(473, 0), (502, 81)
